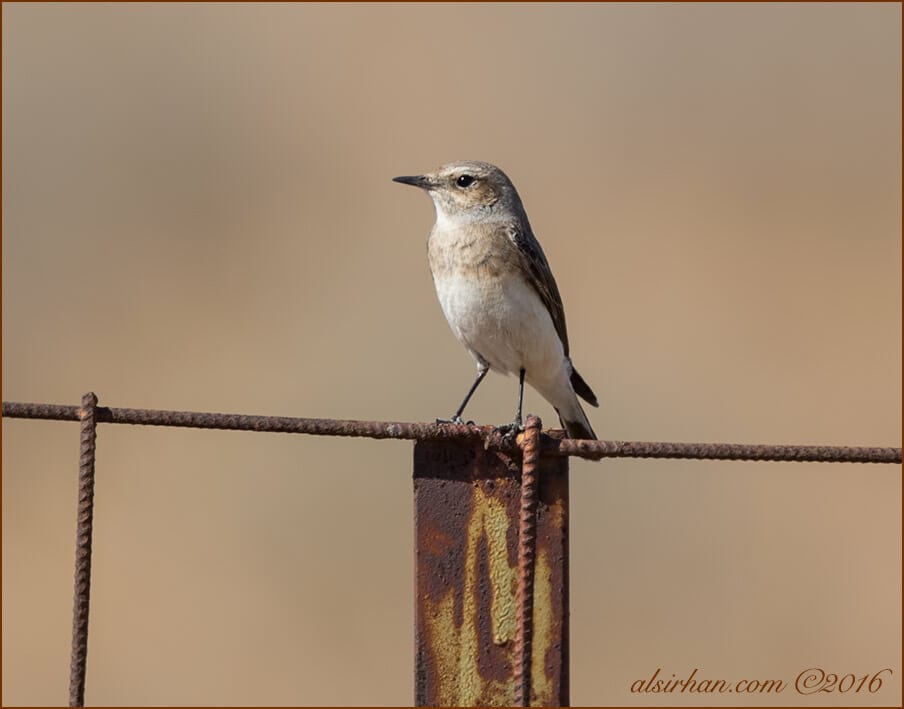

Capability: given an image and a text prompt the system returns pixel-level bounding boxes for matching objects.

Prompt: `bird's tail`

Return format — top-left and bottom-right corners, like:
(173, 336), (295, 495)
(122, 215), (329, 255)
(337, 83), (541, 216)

(556, 399), (597, 440)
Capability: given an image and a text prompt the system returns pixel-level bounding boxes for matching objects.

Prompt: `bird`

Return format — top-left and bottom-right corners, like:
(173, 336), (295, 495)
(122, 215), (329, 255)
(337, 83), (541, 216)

(393, 160), (598, 440)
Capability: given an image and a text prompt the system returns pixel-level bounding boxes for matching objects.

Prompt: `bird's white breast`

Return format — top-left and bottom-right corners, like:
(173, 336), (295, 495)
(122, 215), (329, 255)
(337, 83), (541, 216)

(430, 238), (565, 381)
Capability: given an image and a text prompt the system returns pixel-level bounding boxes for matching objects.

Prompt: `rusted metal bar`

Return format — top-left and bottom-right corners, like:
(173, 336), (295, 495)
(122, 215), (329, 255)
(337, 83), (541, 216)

(3, 400), (900, 464)
(549, 438), (903, 463)
(69, 392), (98, 707)
(414, 430), (569, 707)
(515, 415), (542, 707)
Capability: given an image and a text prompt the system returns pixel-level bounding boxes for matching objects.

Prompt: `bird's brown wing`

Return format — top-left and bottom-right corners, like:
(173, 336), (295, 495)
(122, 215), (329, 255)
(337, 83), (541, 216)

(506, 224), (599, 407)
(506, 224), (571, 355)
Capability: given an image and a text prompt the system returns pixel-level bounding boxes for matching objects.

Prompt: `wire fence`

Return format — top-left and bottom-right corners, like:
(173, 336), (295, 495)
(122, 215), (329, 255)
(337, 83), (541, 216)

(2, 394), (901, 707)
(4, 399), (901, 463)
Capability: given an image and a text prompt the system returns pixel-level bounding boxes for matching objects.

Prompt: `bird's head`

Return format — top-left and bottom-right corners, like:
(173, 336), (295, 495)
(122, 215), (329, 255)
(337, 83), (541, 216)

(393, 160), (522, 223)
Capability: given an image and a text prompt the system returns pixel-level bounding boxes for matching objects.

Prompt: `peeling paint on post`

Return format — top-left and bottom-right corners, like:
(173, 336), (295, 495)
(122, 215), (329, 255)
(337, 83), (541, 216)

(414, 438), (568, 707)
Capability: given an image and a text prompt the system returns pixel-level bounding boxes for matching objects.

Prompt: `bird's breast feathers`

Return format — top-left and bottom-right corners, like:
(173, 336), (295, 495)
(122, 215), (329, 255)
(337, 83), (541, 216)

(429, 240), (564, 377)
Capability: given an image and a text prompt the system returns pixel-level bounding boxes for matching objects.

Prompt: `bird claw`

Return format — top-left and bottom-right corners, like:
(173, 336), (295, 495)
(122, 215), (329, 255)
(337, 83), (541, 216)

(436, 415), (473, 426)
(494, 421), (524, 444)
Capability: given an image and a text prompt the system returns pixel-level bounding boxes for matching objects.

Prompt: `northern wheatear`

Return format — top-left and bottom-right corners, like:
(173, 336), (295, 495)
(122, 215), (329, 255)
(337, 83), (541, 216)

(394, 160), (598, 439)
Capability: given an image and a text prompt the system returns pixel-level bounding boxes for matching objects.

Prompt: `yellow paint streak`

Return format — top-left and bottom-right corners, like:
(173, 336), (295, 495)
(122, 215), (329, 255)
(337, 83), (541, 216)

(423, 486), (566, 706)
(531, 548), (554, 705)
(423, 589), (460, 704)
(423, 484), (518, 706)
(548, 493), (566, 530)
(482, 489), (518, 647)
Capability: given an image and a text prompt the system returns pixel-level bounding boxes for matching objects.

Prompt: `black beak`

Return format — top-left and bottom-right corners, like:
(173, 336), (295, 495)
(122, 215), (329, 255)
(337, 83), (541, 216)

(392, 174), (432, 189)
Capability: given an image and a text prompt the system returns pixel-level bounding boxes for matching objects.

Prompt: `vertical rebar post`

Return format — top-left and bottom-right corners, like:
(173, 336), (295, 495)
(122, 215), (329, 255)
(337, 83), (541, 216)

(69, 392), (98, 707)
(515, 415), (541, 707)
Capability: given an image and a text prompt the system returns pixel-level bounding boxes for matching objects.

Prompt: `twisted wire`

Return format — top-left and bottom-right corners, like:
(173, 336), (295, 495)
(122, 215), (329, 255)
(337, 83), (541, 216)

(515, 415), (542, 707)
(68, 393), (97, 707)
(2, 400), (899, 464)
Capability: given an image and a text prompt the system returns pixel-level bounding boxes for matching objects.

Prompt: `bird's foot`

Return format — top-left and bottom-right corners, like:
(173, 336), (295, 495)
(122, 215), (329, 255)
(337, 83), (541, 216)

(494, 420), (524, 445)
(436, 415), (474, 426)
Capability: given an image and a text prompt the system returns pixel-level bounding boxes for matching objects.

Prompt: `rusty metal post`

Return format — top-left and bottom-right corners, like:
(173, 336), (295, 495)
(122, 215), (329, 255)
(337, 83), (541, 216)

(414, 421), (569, 707)
(69, 392), (98, 707)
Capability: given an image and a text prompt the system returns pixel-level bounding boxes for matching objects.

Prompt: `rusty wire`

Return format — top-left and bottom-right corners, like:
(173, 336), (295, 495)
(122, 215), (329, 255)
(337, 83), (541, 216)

(69, 393), (97, 708)
(2, 399), (900, 464)
(515, 415), (542, 707)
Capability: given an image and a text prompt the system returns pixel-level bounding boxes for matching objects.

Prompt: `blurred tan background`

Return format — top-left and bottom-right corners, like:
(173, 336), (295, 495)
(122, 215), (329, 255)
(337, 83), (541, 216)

(2, 3), (901, 706)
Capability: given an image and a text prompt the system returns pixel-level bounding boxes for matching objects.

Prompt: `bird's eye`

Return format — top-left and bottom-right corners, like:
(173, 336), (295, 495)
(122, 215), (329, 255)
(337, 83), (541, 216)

(456, 174), (475, 188)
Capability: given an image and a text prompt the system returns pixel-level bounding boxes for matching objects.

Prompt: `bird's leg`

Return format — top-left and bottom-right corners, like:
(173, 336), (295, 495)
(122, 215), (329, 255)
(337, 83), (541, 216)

(437, 363), (489, 425)
(495, 368), (526, 439)
(514, 367), (525, 428)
